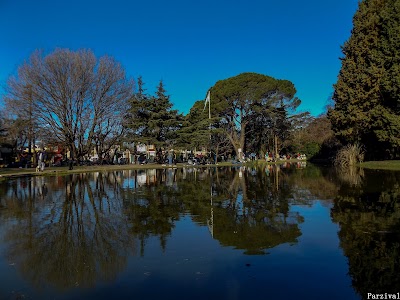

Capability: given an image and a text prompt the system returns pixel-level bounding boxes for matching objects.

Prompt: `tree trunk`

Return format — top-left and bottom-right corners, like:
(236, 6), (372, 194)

(240, 122), (246, 157)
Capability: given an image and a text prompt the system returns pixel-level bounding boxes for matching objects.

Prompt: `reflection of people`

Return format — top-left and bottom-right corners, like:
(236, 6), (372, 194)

(39, 183), (48, 199)
(166, 168), (174, 186)
(265, 166), (270, 176)
(168, 151), (173, 165)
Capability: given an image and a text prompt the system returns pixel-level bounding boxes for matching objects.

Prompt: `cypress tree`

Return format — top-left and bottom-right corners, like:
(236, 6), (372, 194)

(328, 0), (400, 159)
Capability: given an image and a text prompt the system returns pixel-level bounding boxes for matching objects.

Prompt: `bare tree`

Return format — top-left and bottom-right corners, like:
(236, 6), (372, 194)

(0, 105), (34, 165)
(4, 77), (37, 160)
(4, 49), (133, 161)
(0, 111), (9, 144)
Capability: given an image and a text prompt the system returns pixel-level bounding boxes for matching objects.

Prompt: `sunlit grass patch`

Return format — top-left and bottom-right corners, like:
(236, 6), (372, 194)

(359, 160), (400, 170)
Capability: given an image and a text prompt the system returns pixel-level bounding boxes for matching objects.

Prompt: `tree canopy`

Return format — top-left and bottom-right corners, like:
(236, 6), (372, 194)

(176, 100), (211, 150)
(2, 51), (310, 162)
(209, 72), (300, 156)
(328, 0), (400, 159)
(125, 79), (182, 149)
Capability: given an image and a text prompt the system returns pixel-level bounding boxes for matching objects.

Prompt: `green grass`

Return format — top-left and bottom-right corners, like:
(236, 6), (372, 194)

(0, 159), (307, 180)
(359, 160), (400, 170)
(0, 162), (234, 180)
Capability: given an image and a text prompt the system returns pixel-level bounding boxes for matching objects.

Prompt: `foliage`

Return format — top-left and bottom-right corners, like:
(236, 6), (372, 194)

(176, 99), (233, 158)
(175, 100), (211, 149)
(288, 114), (342, 159)
(125, 78), (182, 148)
(328, 0), (400, 160)
(334, 143), (365, 168)
(2, 52), (312, 161)
(209, 72), (300, 156)
(246, 105), (292, 156)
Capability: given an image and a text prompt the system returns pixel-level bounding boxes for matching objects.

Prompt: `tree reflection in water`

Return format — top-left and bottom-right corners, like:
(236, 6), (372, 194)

(2, 173), (135, 289)
(0, 165), (311, 292)
(331, 169), (400, 296)
(122, 166), (308, 255)
(208, 166), (305, 254)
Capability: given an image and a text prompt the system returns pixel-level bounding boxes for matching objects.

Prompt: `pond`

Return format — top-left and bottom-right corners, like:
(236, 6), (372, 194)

(0, 164), (399, 300)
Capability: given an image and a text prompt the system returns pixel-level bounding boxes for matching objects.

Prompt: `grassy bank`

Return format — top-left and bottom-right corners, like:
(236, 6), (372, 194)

(0, 162), (238, 180)
(5, 159), (399, 181)
(359, 160), (400, 170)
(0, 160), (299, 180)
(0, 159), (311, 181)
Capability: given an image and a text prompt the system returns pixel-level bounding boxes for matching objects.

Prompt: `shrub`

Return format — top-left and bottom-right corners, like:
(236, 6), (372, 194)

(334, 143), (365, 168)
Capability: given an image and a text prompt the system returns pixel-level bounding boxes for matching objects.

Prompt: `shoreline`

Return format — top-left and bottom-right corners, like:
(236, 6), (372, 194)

(0, 159), (305, 180)
(0, 162), (237, 180)
(2, 159), (399, 180)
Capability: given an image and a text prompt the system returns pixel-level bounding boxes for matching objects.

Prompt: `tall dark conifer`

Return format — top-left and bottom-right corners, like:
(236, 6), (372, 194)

(150, 80), (182, 146)
(176, 100), (210, 150)
(125, 79), (182, 148)
(328, 0), (400, 159)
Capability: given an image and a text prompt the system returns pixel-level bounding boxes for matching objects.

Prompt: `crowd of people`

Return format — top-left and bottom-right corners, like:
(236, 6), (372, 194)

(9, 147), (307, 170)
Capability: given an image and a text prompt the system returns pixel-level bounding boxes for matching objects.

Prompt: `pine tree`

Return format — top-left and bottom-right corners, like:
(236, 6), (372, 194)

(126, 79), (182, 148)
(210, 72), (299, 157)
(176, 100), (210, 150)
(328, 0), (400, 159)
(125, 76), (151, 143)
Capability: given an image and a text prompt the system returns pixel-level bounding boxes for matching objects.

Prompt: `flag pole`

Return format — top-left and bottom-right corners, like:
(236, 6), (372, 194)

(208, 91), (211, 122)
(203, 91), (212, 162)
(207, 91), (212, 163)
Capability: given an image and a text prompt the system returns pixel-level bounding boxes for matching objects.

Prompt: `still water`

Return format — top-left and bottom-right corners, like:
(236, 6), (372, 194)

(0, 164), (399, 300)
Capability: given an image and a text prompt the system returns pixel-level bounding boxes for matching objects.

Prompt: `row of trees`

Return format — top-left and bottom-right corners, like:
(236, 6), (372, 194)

(124, 72), (330, 160)
(1, 49), (330, 163)
(2, 0), (400, 164)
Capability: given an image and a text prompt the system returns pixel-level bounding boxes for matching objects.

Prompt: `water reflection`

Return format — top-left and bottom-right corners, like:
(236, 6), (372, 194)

(0, 166), (307, 291)
(0, 165), (400, 298)
(331, 169), (400, 296)
(119, 167), (307, 255)
(210, 166), (305, 254)
(2, 173), (135, 289)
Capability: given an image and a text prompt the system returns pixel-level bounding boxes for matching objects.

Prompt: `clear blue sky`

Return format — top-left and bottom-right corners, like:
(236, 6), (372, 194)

(0, 0), (358, 116)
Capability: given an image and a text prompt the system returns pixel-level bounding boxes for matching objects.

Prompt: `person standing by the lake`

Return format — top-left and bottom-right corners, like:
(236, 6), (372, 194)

(67, 151), (73, 170)
(40, 149), (47, 171)
(37, 150), (44, 171)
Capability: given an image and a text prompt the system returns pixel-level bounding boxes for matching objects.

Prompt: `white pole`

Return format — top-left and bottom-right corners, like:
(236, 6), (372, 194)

(208, 92), (212, 160)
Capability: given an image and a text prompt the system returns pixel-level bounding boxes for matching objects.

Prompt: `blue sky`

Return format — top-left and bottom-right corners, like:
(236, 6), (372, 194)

(0, 0), (358, 116)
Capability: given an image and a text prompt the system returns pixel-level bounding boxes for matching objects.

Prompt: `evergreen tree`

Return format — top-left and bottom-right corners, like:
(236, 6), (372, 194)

(328, 0), (400, 159)
(125, 76), (150, 142)
(210, 72), (299, 157)
(126, 79), (182, 148)
(176, 100), (210, 150)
